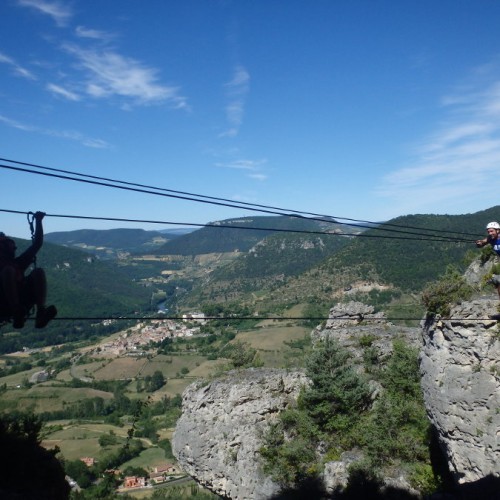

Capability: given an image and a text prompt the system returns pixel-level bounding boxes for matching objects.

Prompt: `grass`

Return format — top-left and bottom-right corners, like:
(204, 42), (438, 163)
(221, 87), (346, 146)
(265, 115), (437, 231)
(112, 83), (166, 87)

(42, 421), (133, 460)
(120, 446), (169, 471)
(236, 324), (310, 351)
(71, 360), (110, 379)
(0, 385), (114, 412)
(0, 367), (43, 387)
(141, 354), (208, 377)
(92, 357), (149, 380)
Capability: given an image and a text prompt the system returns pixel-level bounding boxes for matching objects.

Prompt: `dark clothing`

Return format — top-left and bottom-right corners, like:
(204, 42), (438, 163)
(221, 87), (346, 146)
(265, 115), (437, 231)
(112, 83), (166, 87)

(487, 236), (500, 256)
(0, 223), (43, 316)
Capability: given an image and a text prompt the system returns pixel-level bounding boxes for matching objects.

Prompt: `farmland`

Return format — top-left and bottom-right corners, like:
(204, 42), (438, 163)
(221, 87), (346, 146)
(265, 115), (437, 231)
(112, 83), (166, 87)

(0, 314), (311, 495)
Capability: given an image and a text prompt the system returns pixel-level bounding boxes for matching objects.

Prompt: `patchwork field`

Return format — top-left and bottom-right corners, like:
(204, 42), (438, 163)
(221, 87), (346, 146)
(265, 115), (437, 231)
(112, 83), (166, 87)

(0, 318), (311, 486)
(92, 357), (149, 380)
(0, 385), (113, 412)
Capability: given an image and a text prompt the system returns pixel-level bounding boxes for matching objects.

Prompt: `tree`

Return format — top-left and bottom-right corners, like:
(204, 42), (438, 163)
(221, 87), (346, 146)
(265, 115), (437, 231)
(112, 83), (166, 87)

(149, 370), (166, 391)
(98, 430), (118, 447)
(0, 412), (70, 499)
(222, 340), (261, 368)
(300, 337), (371, 434)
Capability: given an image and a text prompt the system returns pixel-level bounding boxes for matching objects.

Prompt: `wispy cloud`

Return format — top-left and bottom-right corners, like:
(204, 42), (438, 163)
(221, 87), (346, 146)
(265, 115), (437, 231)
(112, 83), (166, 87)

(63, 44), (188, 108)
(215, 158), (268, 181)
(46, 83), (80, 101)
(220, 65), (250, 137)
(75, 26), (115, 42)
(17, 0), (72, 27)
(0, 114), (110, 148)
(376, 71), (500, 215)
(0, 51), (36, 80)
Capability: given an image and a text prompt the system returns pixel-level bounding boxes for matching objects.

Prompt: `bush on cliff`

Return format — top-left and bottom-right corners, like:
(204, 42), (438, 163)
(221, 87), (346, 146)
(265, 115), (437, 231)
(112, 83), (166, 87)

(421, 265), (474, 317)
(260, 338), (435, 494)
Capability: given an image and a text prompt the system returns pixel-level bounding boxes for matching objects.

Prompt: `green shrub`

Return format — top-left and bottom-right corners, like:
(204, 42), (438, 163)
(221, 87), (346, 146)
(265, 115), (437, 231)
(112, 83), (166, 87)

(421, 266), (474, 317)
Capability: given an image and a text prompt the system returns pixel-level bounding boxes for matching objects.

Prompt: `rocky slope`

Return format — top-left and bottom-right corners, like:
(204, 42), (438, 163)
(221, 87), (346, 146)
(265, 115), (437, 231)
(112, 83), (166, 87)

(172, 303), (421, 498)
(172, 299), (500, 498)
(172, 368), (309, 499)
(420, 298), (500, 484)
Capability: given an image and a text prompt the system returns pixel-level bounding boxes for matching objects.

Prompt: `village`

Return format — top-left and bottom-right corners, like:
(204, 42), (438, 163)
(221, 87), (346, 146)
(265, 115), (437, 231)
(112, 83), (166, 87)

(68, 458), (185, 493)
(91, 313), (207, 358)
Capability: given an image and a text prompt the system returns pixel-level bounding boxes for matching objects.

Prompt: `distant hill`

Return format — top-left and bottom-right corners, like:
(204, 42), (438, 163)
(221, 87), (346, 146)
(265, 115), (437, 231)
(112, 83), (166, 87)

(268, 208), (500, 310)
(7, 208), (498, 353)
(320, 208), (498, 292)
(45, 228), (178, 257)
(179, 207), (500, 310)
(154, 215), (356, 255)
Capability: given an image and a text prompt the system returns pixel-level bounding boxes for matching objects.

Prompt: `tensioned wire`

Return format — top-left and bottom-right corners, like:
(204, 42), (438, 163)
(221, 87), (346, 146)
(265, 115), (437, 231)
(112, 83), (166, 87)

(11, 314), (499, 322)
(0, 207), (476, 243)
(0, 160), (490, 322)
(0, 157), (484, 241)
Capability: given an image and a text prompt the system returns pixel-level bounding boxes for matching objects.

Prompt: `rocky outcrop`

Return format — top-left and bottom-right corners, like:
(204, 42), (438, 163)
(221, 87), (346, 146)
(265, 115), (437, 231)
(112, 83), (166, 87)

(173, 298), (500, 498)
(172, 368), (308, 499)
(172, 302), (422, 498)
(420, 298), (500, 484)
(312, 301), (420, 360)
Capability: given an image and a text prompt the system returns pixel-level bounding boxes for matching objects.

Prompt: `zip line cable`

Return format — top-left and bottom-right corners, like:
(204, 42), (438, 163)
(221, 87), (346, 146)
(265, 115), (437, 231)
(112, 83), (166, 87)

(16, 315), (499, 322)
(0, 207), (475, 243)
(0, 157), (484, 240)
(0, 163), (480, 243)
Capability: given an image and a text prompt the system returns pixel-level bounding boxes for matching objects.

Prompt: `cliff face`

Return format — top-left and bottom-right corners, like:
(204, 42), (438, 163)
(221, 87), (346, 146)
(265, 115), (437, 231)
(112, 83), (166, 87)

(172, 300), (500, 499)
(172, 303), (421, 498)
(172, 368), (308, 500)
(420, 298), (500, 484)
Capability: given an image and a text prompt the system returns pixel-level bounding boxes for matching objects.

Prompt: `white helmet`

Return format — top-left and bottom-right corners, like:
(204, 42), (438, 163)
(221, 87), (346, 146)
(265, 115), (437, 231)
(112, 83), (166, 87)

(486, 221), (500, 230)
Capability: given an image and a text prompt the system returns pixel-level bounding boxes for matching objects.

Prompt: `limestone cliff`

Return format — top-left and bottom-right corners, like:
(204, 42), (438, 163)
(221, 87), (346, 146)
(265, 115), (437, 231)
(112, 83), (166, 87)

(420, 298), (500, 484)
(172, 299), (500, 498)
(172, 302), (421, 498)
(172, 368), (308, 499)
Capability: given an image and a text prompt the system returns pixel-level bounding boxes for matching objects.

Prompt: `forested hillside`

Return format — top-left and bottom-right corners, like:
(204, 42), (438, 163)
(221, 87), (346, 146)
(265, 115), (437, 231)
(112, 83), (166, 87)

(320, 208), (500, 292)
(179, 207), (500, 312)
(45, 228), (170, 256)
(5, 207), (499, 353)
(154, 215), (352, 256)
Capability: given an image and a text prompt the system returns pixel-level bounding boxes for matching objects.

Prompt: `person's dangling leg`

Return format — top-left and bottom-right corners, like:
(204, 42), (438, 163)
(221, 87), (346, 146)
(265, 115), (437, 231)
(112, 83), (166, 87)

(1, 266), (25, 328)
(25, 268), (57, 328)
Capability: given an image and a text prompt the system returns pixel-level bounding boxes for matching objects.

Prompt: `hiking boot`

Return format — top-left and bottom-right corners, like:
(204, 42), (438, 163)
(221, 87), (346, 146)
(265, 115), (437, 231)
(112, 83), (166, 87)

(489, 313), (500, 321)
(12, 305), (26, 329)
(35, 305), (57, 329)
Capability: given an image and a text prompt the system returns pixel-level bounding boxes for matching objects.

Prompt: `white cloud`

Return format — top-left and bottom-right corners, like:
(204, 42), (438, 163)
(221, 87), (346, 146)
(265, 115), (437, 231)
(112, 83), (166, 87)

(376, 71), (500, 215)
(220, 65), (250, 137)
(46, 83), (80, 101)
(247, 173), (268, 181)
(0, 114), (110, 149)
(0, 114), (35, 131)
(63, 45), (188, 108)
(0, 51), (36, 80)
(17, 0), (72, 27)
(215, 159), (266, 171)
(215, 158), (268, 181)
(75, 26), (114, 41)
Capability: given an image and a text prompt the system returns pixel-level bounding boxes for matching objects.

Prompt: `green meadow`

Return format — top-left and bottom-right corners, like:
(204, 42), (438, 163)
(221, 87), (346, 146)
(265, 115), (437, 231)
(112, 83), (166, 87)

(0, 318), (312, 476)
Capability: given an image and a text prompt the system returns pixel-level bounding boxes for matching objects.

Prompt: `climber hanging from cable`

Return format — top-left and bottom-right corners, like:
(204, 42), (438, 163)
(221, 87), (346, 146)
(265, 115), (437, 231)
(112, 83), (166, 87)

(0, 211), (57, 329)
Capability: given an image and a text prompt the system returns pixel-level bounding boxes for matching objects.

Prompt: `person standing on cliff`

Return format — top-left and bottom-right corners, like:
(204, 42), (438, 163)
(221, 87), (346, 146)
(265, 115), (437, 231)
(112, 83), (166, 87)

(476, 221), (500, 318)
(0, 212), (57, 329)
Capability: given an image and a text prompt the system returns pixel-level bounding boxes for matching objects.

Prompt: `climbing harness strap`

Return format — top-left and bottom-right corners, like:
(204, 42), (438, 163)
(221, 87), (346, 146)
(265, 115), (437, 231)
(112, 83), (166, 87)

(27, 212), (37, 269)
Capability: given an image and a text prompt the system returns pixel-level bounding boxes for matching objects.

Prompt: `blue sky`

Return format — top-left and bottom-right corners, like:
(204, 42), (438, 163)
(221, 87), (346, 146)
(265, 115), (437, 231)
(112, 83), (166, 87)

(1, 0), (500, 238)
